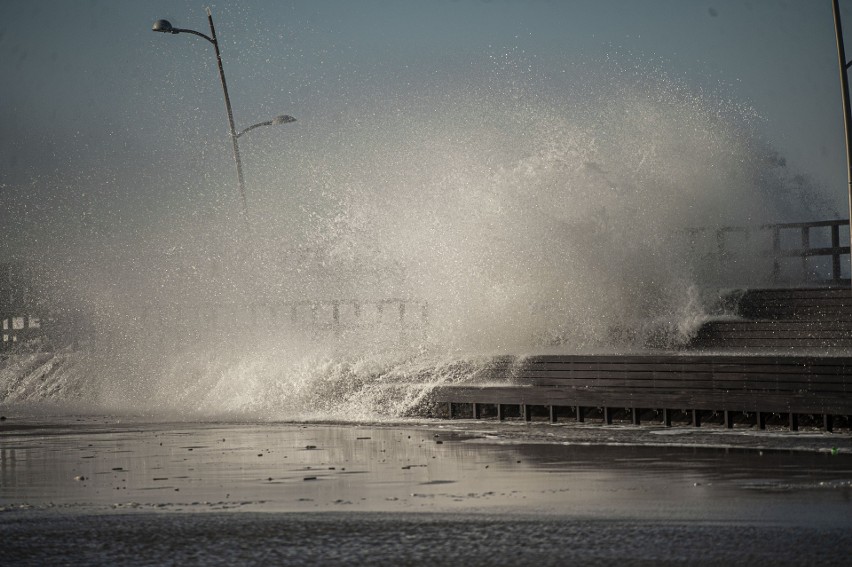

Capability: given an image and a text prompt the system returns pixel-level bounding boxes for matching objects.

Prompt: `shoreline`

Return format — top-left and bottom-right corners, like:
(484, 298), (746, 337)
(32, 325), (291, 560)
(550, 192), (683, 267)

(2, 410), (850, 453)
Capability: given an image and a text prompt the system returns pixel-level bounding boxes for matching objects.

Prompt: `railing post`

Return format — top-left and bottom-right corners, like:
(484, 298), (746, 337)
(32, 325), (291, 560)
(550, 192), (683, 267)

(772, 226), (782, 283)
(832, 223), (842, 282)
(714, 228), (726, 279)
(421, 301), (429, 340)
(800, 226), (810, 279)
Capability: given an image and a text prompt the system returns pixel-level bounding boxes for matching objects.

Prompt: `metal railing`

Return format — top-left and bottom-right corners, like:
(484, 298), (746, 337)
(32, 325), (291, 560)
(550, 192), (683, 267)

(766, 219), (850, 283)
(687, 218), (851, 285)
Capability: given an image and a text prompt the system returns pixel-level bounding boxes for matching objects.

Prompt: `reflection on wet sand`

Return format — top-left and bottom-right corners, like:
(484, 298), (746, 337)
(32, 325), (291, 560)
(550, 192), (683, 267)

(1, 419), (851, 525)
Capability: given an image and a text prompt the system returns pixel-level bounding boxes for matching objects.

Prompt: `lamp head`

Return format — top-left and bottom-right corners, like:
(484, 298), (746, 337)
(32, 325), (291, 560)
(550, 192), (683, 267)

(152, 19), (177, 34)
(273, 115), (296, 125)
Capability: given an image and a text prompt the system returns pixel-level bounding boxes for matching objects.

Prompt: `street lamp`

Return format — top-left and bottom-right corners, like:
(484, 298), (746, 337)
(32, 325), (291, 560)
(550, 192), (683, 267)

(152, 8), (295, 220)
(832, 0), (852, 288)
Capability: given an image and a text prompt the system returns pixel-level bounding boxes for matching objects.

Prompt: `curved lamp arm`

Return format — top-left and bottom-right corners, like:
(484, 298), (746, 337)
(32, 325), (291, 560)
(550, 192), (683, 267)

(236, 115), (296, 139)
(152, 19), (214, 44)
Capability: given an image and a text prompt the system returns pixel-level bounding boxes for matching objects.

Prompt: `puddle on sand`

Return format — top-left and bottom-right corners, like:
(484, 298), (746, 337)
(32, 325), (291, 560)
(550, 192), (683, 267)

(0, 420), (851, 524)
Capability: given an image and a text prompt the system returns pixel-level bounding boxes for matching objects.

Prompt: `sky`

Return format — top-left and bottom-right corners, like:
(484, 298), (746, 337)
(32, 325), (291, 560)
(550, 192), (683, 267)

(1, 0), (851, 259)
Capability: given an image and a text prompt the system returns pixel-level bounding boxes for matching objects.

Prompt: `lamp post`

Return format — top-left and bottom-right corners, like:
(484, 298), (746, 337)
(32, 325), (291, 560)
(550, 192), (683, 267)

(832, 0), (852, 287)
(152, 8), (295, 221)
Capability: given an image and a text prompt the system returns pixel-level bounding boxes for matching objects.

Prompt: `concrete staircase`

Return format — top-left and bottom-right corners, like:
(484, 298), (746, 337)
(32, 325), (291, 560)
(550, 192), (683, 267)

(692, 288), (852, 350)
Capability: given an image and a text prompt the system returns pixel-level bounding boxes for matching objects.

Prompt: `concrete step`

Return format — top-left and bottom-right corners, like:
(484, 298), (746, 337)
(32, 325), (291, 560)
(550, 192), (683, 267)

(690, 288), (852, 350)
(733, 287), (852, 320)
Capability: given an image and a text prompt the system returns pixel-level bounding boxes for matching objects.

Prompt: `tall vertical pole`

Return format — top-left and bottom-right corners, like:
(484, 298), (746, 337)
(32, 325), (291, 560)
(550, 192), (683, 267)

(832, 0), (852, 285)
(207, 7), (249, 222)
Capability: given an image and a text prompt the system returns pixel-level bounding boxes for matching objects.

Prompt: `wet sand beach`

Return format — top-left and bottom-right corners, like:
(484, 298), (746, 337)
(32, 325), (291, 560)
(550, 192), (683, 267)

(2, 416), (852, 565)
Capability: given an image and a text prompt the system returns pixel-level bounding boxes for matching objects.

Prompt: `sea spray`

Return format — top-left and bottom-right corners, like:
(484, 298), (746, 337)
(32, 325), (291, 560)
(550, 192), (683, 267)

(2, 56), (838, 419)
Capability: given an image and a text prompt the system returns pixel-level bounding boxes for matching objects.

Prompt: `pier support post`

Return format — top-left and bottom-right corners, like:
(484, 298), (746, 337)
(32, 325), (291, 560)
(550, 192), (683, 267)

(824, 414), (834, 433)
(522, 404), (532, 422)
(631, 408), (641, 426)
(789, 412), (799, 432)
(497, 404), (505, 421)
(549, 405), (557, 423)
(603, 407), (613, 425)
(472, 403), (481, 420)
(662, 408), (672, 427)
(691, 410), (702, 428)
(447, 402), (454, 419)
(576, 406), (584, 423)
(757, 412), (767, 430)
(724, 410), (734, 429)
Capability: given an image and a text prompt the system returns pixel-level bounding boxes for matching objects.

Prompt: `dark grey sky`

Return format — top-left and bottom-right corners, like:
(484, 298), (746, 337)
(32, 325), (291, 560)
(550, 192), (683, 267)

(1, 0), (849, 258)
